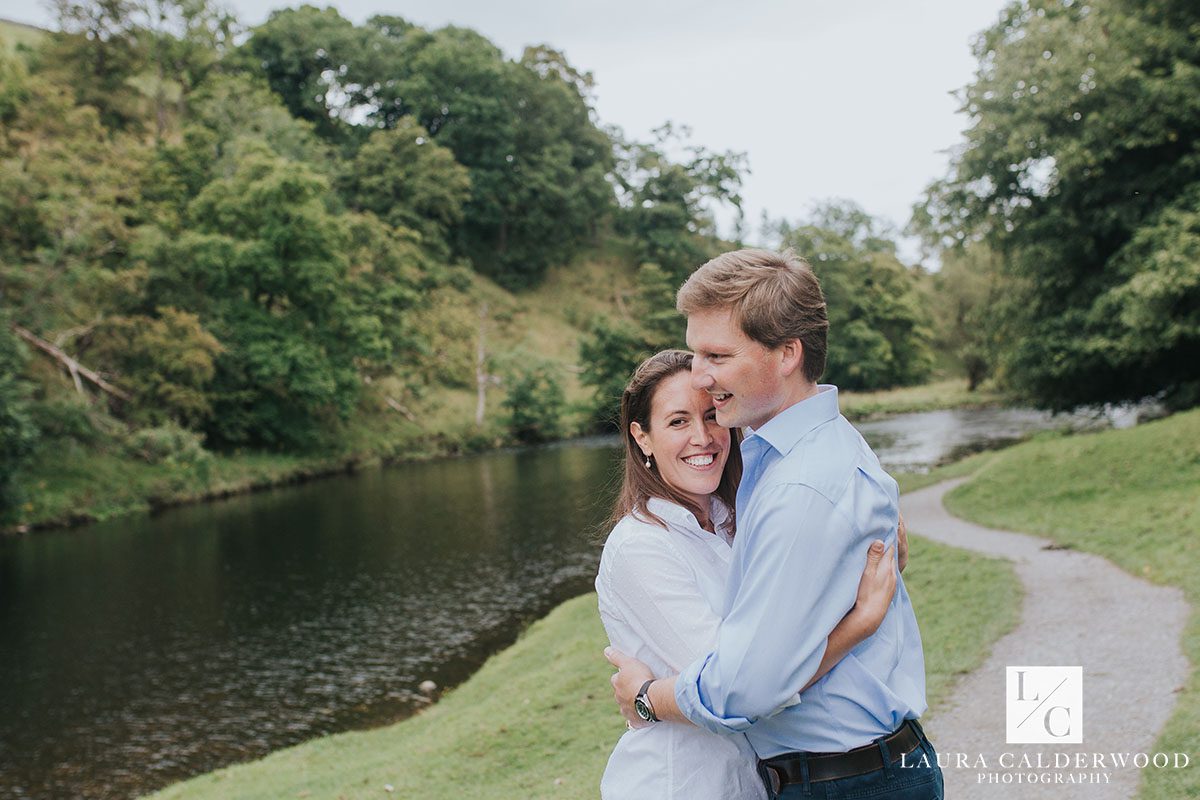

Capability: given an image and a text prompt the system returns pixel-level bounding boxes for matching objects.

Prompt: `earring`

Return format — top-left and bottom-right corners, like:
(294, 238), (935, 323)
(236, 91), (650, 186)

(644, 456), (652, 469)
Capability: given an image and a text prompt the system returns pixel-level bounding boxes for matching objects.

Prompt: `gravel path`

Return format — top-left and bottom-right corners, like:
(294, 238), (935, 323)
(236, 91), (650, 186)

(901, 478), (1190, 799)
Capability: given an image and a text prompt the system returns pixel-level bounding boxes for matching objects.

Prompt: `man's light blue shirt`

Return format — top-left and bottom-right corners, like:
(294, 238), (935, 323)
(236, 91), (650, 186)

(674, 385), (927, 757)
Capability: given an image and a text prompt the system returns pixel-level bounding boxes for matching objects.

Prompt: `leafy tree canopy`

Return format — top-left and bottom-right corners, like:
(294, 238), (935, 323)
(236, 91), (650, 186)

(916, 0), (1200, 408)
(775, 201), (933, 391)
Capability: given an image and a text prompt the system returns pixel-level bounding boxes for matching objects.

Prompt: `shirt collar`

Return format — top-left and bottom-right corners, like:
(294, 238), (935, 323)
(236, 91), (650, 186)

(645, 495), (732, 538)
(745, 384), (840, 456)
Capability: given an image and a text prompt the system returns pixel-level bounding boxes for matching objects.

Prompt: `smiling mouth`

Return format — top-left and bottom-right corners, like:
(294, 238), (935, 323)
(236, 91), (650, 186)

(711, 392), (732, 404)
(682, 453), (716, 467)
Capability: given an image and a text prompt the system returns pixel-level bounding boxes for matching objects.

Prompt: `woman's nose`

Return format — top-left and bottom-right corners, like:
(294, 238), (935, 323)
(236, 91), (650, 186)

(690, 419), (713, 444)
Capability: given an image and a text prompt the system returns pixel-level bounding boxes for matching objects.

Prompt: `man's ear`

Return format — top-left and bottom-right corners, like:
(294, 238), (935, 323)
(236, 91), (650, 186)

(630, 421), (652, 457)
(778, 338), (805, 378)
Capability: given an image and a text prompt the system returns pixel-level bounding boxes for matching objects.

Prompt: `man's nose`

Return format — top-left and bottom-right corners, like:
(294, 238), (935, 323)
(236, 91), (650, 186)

(691, 364), (713, 390)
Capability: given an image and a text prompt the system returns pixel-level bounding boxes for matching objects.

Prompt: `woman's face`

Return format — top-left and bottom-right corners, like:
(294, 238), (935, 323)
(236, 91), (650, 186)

(631, 371), (732, 509)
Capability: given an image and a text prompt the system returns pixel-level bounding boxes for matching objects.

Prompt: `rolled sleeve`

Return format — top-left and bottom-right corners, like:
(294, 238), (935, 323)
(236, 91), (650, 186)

(675, 482), (868, 735)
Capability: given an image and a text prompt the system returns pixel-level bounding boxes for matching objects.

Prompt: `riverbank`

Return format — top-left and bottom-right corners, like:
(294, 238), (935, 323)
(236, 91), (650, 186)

(144, 405), (1197, 800)
(6, 378), (1006, 535)
(145, 533), (1019, 800)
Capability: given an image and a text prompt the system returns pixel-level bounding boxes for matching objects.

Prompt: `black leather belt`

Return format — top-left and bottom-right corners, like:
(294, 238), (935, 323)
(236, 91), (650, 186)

(760, 720), (923, 790)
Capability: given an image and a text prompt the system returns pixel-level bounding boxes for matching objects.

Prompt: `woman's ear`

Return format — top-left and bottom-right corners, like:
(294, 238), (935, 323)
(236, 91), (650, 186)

(630, 421), (652, 457)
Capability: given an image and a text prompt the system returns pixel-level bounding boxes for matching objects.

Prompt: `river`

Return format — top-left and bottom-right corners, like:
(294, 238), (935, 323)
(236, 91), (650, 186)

(0, 405), (1121, 799)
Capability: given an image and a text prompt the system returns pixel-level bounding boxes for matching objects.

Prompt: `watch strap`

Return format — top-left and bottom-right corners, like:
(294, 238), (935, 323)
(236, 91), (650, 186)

(637, 679), (659, 722)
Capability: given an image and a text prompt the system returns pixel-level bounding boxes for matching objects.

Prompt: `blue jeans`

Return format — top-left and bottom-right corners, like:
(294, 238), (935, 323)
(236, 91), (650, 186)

(762, 722), (944, 800)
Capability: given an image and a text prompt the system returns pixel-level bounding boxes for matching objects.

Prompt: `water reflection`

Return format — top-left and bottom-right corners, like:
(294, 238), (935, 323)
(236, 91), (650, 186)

(857, 406), (1111, 473)
(0, 445), (620, 800)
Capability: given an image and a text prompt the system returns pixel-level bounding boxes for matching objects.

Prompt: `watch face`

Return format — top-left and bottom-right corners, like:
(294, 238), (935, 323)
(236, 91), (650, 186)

(634, 698), (653, 722)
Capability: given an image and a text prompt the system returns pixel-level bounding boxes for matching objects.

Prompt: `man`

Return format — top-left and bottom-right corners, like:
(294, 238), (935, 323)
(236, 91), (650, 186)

(606, 249), (943, 799)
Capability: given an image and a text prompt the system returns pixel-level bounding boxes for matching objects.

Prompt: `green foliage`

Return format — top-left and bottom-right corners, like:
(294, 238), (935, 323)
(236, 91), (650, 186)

(236, 5), (366, 143)
(917, 0), (1200, 409)
(42, 0), (147, 130)
(187, 72), (330, 170)
(241, 14), (616, 288)
(577, 263), (688, 427)
(502, 360), (567, 444)
(373, 28), (615, 288)
(28, 397), (103, 444)
(612, 124), (747, 281)
(124, 421), (211, 466)
(921, 246), (1004, 390)
(137, 146), (371, 447)
(90, 307), (223, 427)
(0, 317), (39, 517)
(775, 202), (933, 390)
(338, 118), (471, 251)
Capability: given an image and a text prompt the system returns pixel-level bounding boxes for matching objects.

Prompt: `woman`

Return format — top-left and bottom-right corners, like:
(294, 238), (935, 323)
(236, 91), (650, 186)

(595, 350), (897, 800)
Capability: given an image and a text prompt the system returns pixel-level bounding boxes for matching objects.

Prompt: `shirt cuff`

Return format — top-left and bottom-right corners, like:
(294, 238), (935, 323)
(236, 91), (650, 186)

(674, 652), (755, 736)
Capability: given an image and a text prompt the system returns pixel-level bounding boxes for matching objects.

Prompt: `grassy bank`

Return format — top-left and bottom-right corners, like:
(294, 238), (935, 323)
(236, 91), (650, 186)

(839, 379), (1007, 421)
(146, 533), (1019, 800)
(933, 408), (1200, 800)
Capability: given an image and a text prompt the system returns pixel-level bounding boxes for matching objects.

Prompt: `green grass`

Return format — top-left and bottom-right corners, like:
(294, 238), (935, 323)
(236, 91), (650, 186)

(840, 378), (1008, 421)
(144, 534), (1017, 799)
(904, 535), (1020, 710)
(938, 408), (1200, 800)
(0, 18), (46, 55)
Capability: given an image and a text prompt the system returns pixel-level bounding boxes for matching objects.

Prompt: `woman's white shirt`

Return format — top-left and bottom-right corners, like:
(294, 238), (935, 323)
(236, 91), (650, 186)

(595, 497), (766, 800)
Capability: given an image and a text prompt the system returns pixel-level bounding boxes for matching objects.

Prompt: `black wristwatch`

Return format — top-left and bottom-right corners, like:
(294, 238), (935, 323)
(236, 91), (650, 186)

(634, 679), (659, 723)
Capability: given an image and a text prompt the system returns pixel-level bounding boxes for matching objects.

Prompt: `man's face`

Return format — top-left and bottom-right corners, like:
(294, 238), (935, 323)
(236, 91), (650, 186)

(685, 307), (788, 431)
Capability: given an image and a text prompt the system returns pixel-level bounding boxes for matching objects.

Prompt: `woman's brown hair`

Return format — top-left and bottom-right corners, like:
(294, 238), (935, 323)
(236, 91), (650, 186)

(606, 349), (742, 535)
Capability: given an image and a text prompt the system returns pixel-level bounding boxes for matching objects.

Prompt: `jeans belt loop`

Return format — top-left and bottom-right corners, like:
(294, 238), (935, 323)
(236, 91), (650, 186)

(877, 734), (894, 781)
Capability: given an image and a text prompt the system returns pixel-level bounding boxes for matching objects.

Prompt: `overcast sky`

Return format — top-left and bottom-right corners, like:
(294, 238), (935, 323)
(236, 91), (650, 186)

(13, 0), (1010, 262)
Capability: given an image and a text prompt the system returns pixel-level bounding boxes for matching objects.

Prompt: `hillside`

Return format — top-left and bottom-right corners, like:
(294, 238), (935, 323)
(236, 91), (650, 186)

(0, 17), (45, 55)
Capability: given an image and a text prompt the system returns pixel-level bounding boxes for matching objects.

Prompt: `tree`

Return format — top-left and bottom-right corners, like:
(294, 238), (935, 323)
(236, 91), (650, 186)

(90, 307), (223, 427)
(917, 0), (1200, 408)
(612, 124), (746, 281)
(775, 202), (933, 390)
(42, 0), (147, 130)
(360, 25), (614, 287)
(0, 62), (152, 336)
(923, 246), (1005, 390)
(338, 117), (471, 252)
(502, 360), (566, 444)
(578, 263), (686, 427)
(138, 145), (376, 447)
(0, 316), (39, 518)
(237, 5), (369, 143)
(131, 0), (238, 139)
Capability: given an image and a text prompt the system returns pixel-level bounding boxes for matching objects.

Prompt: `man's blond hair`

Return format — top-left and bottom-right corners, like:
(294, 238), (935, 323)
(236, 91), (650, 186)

(676, 248), (828, 384)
